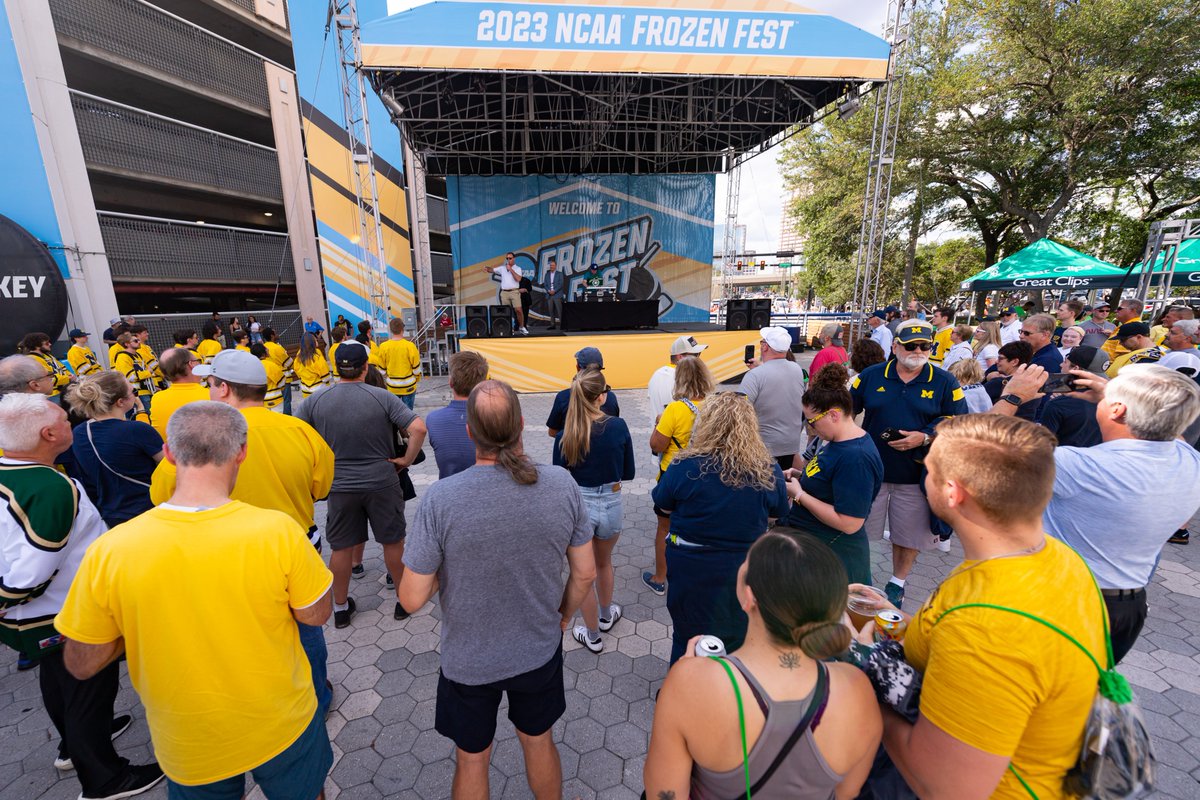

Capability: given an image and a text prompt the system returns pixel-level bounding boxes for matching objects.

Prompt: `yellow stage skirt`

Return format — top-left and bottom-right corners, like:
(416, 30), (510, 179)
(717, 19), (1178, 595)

(460, 330), (761, 393)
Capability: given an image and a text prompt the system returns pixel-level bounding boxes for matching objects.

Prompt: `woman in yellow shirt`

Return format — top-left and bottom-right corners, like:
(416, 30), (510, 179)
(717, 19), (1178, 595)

(293, 333), (331, 399)
(643, 356), (716, 594)
(196, 322), (223, 364)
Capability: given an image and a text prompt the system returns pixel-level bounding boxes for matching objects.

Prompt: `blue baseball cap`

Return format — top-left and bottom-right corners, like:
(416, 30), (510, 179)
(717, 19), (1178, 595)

(575, 347), (604, 369)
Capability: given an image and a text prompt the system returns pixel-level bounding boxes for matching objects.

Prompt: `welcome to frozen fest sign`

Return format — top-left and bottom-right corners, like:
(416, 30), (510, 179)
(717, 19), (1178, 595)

(370, 1), (891, 74)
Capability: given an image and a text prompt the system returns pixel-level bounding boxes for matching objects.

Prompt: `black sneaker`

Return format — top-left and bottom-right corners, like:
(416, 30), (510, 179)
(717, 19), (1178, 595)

(334, 597), (357, 629)
(56, 715), (133, 771)
(17, 653), (34, 672)
(394, 601), (410, 621)
(81, 762), (164, 800)
(351, 564), (365, 579)
(1169, 529), (1190, 545)
(385, 573), (394, 588)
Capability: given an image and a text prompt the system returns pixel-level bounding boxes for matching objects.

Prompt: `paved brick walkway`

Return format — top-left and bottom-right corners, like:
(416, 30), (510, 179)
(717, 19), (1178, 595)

(2, 369), (1198, 799)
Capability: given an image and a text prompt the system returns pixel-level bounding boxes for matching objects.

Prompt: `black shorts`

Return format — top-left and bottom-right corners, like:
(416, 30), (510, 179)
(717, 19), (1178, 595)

(435, 647), (566, 753)
(326, 490), (406, 550)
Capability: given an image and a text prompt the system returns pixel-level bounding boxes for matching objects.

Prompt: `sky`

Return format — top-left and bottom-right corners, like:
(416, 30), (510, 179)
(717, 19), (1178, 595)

(714, 0), (891, 255)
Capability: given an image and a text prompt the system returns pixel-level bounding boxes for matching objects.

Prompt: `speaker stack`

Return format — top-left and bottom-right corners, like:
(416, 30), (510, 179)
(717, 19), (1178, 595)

(488, 305), (514, 337)
(749, 299), (772, 329)
(465, 306), (489, 338)
(725, 299), (751, 331)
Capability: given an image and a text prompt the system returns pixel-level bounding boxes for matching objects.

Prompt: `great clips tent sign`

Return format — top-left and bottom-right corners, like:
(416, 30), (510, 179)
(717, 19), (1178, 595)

(0, 215), (68, 353)
(960, 239), (1130, 292)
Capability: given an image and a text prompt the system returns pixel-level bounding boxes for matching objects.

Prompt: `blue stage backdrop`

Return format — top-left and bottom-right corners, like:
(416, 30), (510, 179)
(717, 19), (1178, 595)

(448, 174), (715, 323)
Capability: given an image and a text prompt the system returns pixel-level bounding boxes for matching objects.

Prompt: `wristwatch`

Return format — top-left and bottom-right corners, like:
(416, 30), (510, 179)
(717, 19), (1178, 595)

(922, 434), (932, 447)
(1000, 393), (1023, 406)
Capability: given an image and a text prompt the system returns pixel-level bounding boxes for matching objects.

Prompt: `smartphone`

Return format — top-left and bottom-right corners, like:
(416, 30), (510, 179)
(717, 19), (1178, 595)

(744, 344), (756, 363)
(1041, 373), (1078, 394)
(880, 427), (904, 442)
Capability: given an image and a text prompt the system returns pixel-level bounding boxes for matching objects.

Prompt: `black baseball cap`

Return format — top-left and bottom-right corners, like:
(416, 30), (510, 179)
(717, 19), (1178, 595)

(1066, 345), (1111, 376)
(1117, 322), (1150, 339)
(335, 341), (370, 370)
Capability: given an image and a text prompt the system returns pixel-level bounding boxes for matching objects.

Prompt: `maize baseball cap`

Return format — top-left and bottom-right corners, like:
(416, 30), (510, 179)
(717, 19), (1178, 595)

(760, 326), (792, 353)
(895, 320), (935, 344)
(575, 346), (604, 369)
(193, 349), (267, 386)
(670, 335), (707, 356)
(335, 341), (370, 370)
(1066, 345), (1111, 376)
(1117, 322), (1151, 339)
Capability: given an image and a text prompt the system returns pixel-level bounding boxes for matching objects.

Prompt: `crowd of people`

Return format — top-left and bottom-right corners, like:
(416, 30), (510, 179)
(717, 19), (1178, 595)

(0, 294), (1197, 800)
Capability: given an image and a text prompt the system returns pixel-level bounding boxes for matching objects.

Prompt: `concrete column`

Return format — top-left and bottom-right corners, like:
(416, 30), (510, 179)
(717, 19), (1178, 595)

(6, 0), (119, 359)
(264, 62), (327, 326)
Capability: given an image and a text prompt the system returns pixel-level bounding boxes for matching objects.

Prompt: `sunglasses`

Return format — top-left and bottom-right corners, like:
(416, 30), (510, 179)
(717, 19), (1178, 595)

(900, 342), (932, 351)
(804, 408), (831, 426)
(1018, 330), (1034, 337)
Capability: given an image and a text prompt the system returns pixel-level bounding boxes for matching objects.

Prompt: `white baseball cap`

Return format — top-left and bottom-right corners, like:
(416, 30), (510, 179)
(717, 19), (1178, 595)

(193, 349), (267, 386)
(670, 335), (708, 356)
(759, 326), (792, 354)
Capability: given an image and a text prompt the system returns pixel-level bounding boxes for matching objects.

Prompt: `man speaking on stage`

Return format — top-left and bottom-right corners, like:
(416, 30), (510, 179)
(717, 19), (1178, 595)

(482, 252), (530, 335)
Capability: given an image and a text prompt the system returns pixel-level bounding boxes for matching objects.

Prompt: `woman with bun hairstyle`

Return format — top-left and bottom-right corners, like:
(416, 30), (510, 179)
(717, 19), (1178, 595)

(645, 530), (881, 800)
(66, 370), (163, 526)
(778, 363), (883, 585)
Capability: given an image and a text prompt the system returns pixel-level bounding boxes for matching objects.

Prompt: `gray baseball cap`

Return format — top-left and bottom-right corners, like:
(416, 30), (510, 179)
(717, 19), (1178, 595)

(193, 349), (267, 386)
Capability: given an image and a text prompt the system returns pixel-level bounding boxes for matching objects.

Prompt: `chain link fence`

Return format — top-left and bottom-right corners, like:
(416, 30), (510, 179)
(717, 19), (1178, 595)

(72, 93), (283, 201)
(50, 0), (270, 110)
(136, 310), (303, 359)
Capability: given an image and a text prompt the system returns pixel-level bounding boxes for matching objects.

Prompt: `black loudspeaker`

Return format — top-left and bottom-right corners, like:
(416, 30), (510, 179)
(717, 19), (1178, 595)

(465, 306), (489, 338)
(749, 299), (772, 329)
(726, 299), (751, 331)
(489, 305), (513, 337)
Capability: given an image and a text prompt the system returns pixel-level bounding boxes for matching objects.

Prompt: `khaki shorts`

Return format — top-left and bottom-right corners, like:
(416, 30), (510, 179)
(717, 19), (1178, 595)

(864, 482), (938, 551)
(499, 288), (522, 309)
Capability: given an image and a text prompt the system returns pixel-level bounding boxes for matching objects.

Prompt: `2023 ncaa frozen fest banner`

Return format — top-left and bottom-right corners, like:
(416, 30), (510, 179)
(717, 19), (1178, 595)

(448, 175), (715, 323)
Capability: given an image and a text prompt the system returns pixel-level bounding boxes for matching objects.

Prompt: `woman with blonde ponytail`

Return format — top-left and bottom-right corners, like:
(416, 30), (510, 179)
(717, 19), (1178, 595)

(66, 370), (163, 526)
(646, 531), (881, 800)
(552, 368), (635, 653)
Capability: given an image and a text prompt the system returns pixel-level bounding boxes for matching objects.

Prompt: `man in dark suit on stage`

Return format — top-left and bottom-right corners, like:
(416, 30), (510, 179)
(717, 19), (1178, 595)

(543, 257), (564, 329)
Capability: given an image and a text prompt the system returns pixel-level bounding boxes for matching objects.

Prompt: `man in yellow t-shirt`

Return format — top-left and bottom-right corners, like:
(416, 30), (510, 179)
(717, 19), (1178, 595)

(372, 317), (422, 407)
(852, 415), (1106, 800)
(1102, 298), (1144, 361)
(251, 343), (285, 409)
(328, 326), (347, 381)
(66, 328), (100, 378)
(57, 401), (333, 796)
(929, 306), (954, 365)
(195, 323), (223, 365)
(148, 348), (208, 439)
(150, 349), (335, 711)
(1104, 322), (1161, 377)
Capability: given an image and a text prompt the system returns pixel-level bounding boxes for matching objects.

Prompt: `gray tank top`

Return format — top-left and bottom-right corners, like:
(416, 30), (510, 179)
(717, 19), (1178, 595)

(690, 656), (843, 800)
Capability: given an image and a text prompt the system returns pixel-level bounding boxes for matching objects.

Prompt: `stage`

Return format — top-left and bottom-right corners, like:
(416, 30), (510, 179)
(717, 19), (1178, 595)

(459, 327), (760, 393)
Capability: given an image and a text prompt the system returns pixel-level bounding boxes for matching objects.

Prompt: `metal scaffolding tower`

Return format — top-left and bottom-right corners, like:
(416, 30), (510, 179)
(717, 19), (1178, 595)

(330, 0), (390, 327)
(1136, 218), (1200, 308)
(849, 0), (913, 340)
(717, 148), (742, 326)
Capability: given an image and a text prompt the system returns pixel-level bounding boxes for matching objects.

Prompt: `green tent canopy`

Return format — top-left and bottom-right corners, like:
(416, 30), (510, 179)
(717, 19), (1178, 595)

(960, 239), (1130, 292)
(1135, 237), (1200, 289)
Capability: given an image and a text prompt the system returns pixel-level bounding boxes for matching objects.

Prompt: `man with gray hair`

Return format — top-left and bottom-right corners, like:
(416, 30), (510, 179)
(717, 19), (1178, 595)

(57, 401), (334, 798)
(0, 393), (163, 798)
(1158, 318), (1200, 376)
(0, 353), (55, 395)
(1040, 365), (1200, 661)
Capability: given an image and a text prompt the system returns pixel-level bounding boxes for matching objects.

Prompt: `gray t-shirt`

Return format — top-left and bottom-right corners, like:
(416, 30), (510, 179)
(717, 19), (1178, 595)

(296, 382), (418, 492)
(737, 358), (808, 457)
(404, 463), (591, 685)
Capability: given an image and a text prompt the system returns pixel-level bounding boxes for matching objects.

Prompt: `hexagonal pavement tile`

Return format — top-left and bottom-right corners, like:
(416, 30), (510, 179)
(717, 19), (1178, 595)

(411, 728), (454, 765)
(576, 670), (613, 699)
(373, 720), (419, 758)
(563, 717), (606, 754)
(373, 693), (417, 726)
(337, 689), (382, 720)
(342, 665), (383, 694)
(604, 721), (648, 760)
(335, 715), (382, 752)
(578, 748), (624, 791)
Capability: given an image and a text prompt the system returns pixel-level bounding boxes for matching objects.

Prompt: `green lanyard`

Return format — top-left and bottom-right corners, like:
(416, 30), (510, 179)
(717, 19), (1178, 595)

(710, 656), (753, 800)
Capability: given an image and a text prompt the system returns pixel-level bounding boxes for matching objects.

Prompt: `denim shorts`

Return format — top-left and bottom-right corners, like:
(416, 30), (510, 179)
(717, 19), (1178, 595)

(580, 484), (624, 540)
(166, 706), (332, 800)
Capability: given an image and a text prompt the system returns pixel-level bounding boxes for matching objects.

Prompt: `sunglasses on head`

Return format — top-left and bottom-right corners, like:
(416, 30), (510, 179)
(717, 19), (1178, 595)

(901, 342), (931, 351)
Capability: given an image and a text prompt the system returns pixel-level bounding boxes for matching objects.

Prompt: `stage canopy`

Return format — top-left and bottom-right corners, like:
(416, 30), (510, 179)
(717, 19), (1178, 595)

(960, 238), (1130, 292)
(361, 0), (890, 174)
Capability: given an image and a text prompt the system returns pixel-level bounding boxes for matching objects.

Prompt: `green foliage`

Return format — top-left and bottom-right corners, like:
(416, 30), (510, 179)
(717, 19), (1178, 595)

(779, 0), (1200, 306)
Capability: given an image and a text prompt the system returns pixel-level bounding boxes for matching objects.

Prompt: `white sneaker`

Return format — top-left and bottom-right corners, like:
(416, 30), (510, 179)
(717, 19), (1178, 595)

(571, 625), (603, 653)
(883, 529), (892, 541)
(936, 538), (952, 553)
(519, 327), (529, 335)
(598, 603), (622, 632)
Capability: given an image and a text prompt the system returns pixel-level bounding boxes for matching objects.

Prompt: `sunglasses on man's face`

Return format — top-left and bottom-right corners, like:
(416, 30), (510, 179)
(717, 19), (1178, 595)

(1018, 330), (1034, 337)
(901, 342), (931, 351)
